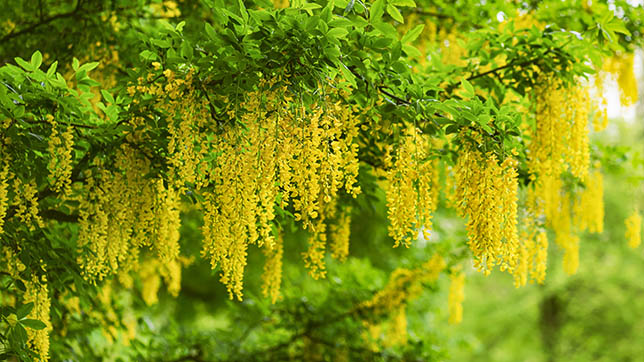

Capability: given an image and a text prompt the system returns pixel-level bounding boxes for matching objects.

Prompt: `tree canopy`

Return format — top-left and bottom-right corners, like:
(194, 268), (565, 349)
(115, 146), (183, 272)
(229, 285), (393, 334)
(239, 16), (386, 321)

(0, 0), (643, 360)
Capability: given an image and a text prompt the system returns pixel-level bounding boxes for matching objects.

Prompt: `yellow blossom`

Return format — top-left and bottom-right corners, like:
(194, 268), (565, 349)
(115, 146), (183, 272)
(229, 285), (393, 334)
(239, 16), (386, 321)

(625, 211), (642, 249)
(448, 271), (465, 324)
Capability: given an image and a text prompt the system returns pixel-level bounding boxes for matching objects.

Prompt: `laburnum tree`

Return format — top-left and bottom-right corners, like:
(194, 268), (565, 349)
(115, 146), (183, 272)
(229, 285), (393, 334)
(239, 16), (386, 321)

(0, 0), (643, 360)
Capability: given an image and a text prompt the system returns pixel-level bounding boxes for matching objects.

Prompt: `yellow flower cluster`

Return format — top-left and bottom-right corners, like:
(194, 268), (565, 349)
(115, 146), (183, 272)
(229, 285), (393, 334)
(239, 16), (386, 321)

(565, 86), (591, 180)
(262, 233), (284, 304)
(360, 254), (445, 348)
(384, 305), (408, 347)
(85, 282), (140, 346)
(454, 144), (519, 275)
(385, 128), (437, 247)
(77, 144), (185, 302)
(45, 114), (74, 195)
(447, 271), (465, 325)
(151, 0), (181, 18)
(531, 231), (549, 284)
(525, 76), (603, 279)
(363, 254), (445, 315)
(529, 76), (591, 182)
(575, 169), (604, 233)
(12, 178), (44, 231)
(1, 248), (53, 361)
(140, 259), (162, 305)
(549, 193), (580, 275)
(201, 80), (361, 299)
(152, 179), (181, 266)
(0, 163), (9, 234)
(23, 275), (53, 361)
(625, 210), (642, 249)
(593, 79), (609, 132)
(329, 206), (352, 262)
(603, 53), (639, 107)
(513, 206), (550, 288)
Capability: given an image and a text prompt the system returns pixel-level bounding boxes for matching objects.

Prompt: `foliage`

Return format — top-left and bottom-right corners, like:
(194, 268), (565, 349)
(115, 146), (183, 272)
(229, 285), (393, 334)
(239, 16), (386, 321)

(0, 0), (643, 360)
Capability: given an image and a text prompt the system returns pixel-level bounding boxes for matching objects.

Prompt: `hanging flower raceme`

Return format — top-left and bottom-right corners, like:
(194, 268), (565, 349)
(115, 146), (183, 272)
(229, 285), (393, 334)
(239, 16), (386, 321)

(1, 248), (52, 361)
(565, 86), (591, 181)
(45, 114), (74, 196)
(329, 206), (352, 262)
(454, 141), (520, 275)
(575, 168), (605, 234)
(23, 275), (53, 361)
(448, 270), (465, 324)
(0, 162), (10, 235)
(625, 210), (642, 249)
(12, 178), (44, 231)
(525, 75), (600, 278)
(363, 254), (446, 315)
(384, 127), (436, 248)
(262, 233), (284, 304)
(201, 81), (362, 299)
(602, 53), (639, 107)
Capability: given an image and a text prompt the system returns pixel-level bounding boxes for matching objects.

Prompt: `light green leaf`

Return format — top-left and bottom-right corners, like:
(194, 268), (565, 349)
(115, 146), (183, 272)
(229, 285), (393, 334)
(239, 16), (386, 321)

(339, 64), (357, 87)
(78, 62), (99, 74)
(140, 50), (158, 61)
(46, 61), (58, 77)
(402, 24), (424, 43)
(370, 0), (385, 23)
(31, 51), (42, 69)
(238, 0), (249, 23)
(402, 43), (422, 57)
(328, 27), (349, 39)
(101, 90), (115, 104)
(15, 57), (34, 72)
(461, 79), (475, 98)
(386, 4), (404, 23)
(390, 0), (416, 7)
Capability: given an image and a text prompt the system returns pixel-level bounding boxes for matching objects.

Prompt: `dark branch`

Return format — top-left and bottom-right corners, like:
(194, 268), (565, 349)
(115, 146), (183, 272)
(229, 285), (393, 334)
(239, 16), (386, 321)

(40, 209), (79, 222)
(1, 0), (84, 44)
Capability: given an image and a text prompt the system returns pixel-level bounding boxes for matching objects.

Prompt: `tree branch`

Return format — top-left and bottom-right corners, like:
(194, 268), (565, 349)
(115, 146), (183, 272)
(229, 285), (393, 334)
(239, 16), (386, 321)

(1, 0), (84, 44)
(40, 209), (79, 222)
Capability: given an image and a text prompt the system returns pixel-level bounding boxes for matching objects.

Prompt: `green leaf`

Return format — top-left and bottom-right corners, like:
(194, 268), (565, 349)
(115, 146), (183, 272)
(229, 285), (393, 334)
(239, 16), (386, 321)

(390, 0), (416, 6)
(16, 303), (34, 320)
(402, 24), (424, 43)
(14, 57), (34, 72)
(386, 4), (404, 23)
(605, 20), (631, 37)
(46, 61), (58, 77)
(151, 38), (172, 48)
(402, 43), (422, 57)
(370, 0), (385, 23)
(302, 2), (322, 12)
(139, 50), (158, 61)
(205, 23), (217, 40)
(328, 27), (349, 39)
(238, 0), (249, 23)
(78, 62), (99, 74)
(30, 51), (42, 69)
(101, 90), (115, 104)
(21, 319), (47, 330)
(176, 20), (186, 32)
(339, 64), (357, 87)
(10, 324), (28, 345)
(344, 0), (355, 14)
(373, 22), (398, 39)
(461, 79), (475, 98)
